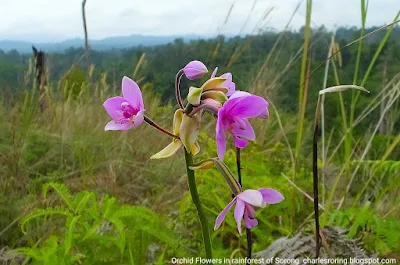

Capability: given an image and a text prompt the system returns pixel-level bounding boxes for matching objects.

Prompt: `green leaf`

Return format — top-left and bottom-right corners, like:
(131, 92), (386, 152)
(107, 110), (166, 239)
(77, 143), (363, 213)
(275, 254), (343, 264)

(20, 206), (69, 234)
(64, 215), (81, 255)
(42, 182), (74, 212)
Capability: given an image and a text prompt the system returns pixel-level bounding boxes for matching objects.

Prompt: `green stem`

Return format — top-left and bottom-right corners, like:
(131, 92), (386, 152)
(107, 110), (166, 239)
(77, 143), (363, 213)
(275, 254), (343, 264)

(184, 150), (212, 258)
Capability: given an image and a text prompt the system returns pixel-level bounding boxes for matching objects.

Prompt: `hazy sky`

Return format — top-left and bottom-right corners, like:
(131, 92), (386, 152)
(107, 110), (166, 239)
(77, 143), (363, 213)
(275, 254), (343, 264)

(0, 0), (399, 42)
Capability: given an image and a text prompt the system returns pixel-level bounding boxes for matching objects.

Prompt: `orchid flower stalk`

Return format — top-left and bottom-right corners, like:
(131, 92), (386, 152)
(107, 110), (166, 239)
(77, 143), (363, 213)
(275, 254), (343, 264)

(184, 150), (212, 258)
(103, 61), (284, 259)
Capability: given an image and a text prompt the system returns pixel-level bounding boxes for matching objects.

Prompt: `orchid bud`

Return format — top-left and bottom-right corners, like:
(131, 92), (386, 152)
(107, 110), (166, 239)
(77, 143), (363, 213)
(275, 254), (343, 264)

(202, 98), (222, 109)
(183, 60), (208, 80)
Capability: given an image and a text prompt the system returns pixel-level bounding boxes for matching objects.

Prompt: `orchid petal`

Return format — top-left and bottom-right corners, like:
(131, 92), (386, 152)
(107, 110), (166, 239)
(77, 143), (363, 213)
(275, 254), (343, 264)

(202, 87), (229, 93)
(234, 199), (245, 234)
(224, 95), (268, 119)
(211, 67), (218, 78)
(150, 140), (182, 159)
(218, 73), (235, 96)
(180, 114), (200, 154)
(122, 76), (144, 110)
(216, 110), (227, 161)
(226, 82), (236, 97)
(201, 77), (227, 91)
(103, 97), (126, 120)
(258, 108), (269, 119)
(230, 91), (268, 118)
(219, 73), (235, 95)
(220, 73), (232, 82)
(237, 190), (264, 207)
(133, 109), (145, 127)
(104, 120), (135, 131)
(258, 188), (285, 207)
(173, 109), (184, 136)
(201, 90), (228, 104)
(187, 86), (203, 106)
(229, 90), (251, 99)
(214, 198), (236, 230)
(192, 141), (201, 156)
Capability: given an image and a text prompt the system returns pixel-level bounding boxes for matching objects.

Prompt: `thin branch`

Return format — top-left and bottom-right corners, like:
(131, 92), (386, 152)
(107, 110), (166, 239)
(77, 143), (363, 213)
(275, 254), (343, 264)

(82, 0), (89, 70)
(144, 116), (180, 140)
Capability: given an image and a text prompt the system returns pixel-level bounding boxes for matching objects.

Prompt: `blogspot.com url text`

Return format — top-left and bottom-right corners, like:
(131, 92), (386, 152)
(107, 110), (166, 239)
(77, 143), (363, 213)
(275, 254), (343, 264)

(171, 257), (398, 265)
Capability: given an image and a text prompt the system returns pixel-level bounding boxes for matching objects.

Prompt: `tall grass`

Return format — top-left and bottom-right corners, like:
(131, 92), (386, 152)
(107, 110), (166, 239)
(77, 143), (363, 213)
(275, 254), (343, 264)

(295, 0), (313, 163)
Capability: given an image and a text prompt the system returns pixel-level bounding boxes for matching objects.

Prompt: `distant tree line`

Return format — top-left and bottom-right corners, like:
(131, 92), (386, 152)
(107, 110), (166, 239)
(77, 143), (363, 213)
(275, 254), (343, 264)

(1, 26), (400, 130)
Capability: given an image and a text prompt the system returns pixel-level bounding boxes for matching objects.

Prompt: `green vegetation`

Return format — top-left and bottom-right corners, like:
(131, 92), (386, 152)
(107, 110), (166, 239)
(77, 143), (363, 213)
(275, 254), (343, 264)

(0, 4), (400, 264)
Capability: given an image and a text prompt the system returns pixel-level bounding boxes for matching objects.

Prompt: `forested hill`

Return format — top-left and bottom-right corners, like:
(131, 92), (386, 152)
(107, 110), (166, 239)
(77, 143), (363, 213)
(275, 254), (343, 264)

(1, 25), (400, 113)
(0, 34), (204, 53)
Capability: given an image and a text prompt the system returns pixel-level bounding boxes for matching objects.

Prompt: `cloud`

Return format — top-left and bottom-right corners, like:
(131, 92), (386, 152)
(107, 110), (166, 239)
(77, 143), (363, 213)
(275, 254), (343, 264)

(0, 0), (398, 41)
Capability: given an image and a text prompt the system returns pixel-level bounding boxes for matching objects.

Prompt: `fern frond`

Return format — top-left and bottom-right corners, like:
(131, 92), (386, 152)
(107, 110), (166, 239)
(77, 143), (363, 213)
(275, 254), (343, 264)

(14, 247), (42, 261)
(64, 215), (81, 255)
(75, 191), (97, 214)
(352, 160), (400, 175)
(42, 182), (74, 212)
(20, 206), (69, 234)
(102, 196), (117, 219)
(114, 205), (158, 221)
(348, 201), (371, 238)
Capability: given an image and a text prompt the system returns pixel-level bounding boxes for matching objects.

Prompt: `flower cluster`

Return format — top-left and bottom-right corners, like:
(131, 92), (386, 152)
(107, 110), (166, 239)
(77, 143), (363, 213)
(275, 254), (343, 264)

(103, 60), (284, 235)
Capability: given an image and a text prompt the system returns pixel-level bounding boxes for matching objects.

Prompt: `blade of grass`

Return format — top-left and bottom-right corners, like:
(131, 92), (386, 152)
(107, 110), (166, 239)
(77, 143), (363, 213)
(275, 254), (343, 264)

(295, 0), (312, 161)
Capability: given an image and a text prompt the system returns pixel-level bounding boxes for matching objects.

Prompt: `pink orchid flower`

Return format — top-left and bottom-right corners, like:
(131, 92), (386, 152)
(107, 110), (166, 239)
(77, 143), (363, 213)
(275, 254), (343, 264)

(211, 67), (236, 96)
(216, 92), (268, 160)
(103, 76), (145, 131)
(214, 188), (284, 234)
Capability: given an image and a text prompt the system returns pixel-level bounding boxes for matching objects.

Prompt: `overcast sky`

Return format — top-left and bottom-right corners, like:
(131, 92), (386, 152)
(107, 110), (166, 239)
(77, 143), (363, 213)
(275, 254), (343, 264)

(0, 0), (399, 42)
